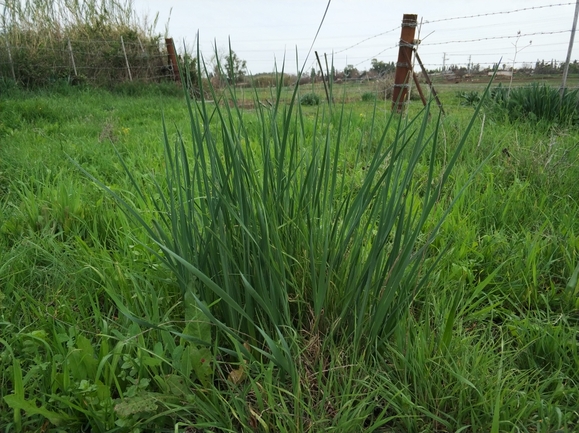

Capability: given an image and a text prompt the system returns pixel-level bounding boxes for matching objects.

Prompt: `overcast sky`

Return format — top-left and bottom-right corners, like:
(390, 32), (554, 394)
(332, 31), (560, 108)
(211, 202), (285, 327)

(134, 0), (578, 74)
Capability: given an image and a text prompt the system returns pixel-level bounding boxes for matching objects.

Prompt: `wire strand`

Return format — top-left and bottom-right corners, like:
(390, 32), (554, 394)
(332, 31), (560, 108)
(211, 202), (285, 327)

(422, 30), (571, 46)
(334, 25), (400, 54)
(423, 2), (575, 24)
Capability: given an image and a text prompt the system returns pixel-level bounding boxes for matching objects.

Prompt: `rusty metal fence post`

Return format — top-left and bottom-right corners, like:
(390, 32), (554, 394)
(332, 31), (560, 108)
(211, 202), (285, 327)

(392, 14), (417, 112)
(165, 38), (181, 83)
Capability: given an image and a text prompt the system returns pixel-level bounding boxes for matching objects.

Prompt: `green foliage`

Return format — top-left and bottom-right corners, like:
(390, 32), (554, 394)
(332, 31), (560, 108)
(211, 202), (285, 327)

(86, 55), (484, 397)
(212, 49), (247, 85)
(361, 91), (376, 102)
(370, 58), (395, 76)
(487, 82), (579, 126)
(1, 78), (579, 432)
(299, 92), (320, 105)
(0, 0), (167, 88)
(457, 90), (482, 106)
(343, 64), (359, 79)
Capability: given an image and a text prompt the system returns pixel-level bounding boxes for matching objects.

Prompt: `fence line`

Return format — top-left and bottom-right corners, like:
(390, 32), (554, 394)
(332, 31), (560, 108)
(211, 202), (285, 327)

(422, 2), (575, 24)
(295, 2), (577, 76)
(421, 30), (572, 47)
(0, 36), (176, 86)
(2, 2), (576, 88)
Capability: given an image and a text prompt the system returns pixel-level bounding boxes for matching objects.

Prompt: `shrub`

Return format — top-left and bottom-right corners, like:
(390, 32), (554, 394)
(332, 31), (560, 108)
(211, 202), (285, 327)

(300, 92), (320, 106)
(486, 82), (579, 126)
(457, 90), (481, 106)
(361, 91), (376, 102)
(79, 53), (485, 387)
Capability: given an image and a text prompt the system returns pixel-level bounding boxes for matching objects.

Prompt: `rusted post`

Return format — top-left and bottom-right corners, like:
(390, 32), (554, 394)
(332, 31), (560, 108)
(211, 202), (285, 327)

(392, 14), (417, 112)
(165, 38), (181, 83)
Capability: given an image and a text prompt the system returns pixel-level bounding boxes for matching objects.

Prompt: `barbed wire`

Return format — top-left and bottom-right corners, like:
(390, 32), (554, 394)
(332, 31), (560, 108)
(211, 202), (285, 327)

(298, 2), (575, 67)
(354, 44), (398, 67)
(421, 30), (571, 46)
(334, 25), (400, 54)
(422, 2), (575, 24)
(1, 2), (576, 81)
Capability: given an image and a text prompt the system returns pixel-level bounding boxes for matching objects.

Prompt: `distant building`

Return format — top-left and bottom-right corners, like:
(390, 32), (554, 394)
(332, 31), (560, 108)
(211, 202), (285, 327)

(488, 71), (513, 77)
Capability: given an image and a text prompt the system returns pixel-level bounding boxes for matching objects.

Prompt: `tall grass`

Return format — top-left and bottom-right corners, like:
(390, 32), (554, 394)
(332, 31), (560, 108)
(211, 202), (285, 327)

(81, 54), (486, 379)
(488, 82), (579, 126)
(0, 0), (164, 86)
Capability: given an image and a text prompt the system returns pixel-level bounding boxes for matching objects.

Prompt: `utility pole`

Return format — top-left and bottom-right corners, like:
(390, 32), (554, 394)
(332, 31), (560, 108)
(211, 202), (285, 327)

(561, 0), (579, 96)
(392, 14), (418, 112)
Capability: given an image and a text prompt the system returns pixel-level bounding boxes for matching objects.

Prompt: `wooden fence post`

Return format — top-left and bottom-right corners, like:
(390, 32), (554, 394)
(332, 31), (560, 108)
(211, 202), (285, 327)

(392, 14), (417, 112)
(67, 39), (78, 77)
(165, 38), (181, 83)
(120, 36), (133, 81)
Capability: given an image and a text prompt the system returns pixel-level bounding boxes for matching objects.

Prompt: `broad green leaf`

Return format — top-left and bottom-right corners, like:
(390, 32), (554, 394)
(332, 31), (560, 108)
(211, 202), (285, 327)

(114, 394), (158, 418)
(3, 395), (71, 426)
(184, 288), (212, 344)
(190, 347), (213, 387)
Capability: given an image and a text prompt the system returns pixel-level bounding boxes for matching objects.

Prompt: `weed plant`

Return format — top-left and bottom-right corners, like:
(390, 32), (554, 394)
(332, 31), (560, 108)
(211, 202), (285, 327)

(457, 90), (482, 106)
(90, 53), (486, 364)
(486, 82), (579, 127)
(361, 91), (376, 102)
(299, 92), (321, 105)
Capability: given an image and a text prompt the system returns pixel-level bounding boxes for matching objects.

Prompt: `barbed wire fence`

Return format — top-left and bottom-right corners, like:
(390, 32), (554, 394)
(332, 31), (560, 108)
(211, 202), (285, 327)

(301, 2), (577, 76)
(270, 2), (577, 105)
(0, 35), (177, 86)
(1, 2), (577, 90)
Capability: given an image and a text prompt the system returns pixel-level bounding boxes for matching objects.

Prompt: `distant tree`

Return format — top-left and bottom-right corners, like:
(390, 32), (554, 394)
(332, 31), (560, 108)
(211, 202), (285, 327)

(534, 59), (558, 75)
(213, 50), (247, 85)
(370, 58), (395, 76)
(453, 66), (468, 79)
(225, 51), (247, 83)
(343, 64), (359, 79)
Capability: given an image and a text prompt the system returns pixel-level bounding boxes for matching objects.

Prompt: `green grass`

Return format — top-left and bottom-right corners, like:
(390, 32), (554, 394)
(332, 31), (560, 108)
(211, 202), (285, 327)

(1, 78), (578, 432)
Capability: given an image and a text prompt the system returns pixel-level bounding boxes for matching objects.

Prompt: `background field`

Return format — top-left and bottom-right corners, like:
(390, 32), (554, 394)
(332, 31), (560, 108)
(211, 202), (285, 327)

(1, 76), (579, 432)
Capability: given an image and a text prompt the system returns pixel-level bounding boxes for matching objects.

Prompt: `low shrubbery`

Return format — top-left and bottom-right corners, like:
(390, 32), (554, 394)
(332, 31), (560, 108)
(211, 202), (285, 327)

(457, 90), (482, 106)
(361, 91), (376, 101)
(464, 82), (579, 126)
(299, 92), (321, 105)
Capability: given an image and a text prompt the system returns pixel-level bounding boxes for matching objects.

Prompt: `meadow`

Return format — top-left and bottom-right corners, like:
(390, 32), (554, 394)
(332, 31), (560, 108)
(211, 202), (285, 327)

(1, 75), (579, 433)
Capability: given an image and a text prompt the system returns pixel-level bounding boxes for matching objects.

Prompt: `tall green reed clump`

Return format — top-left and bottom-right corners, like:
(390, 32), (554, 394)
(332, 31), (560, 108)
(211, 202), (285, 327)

(86, 55), (485, 375)
(488, 82), (579, 126)
(0, 0), (165, 87)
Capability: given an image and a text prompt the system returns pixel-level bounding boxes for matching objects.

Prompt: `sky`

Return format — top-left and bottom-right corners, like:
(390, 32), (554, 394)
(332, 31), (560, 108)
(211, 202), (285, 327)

(133, 0), (578, 75)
